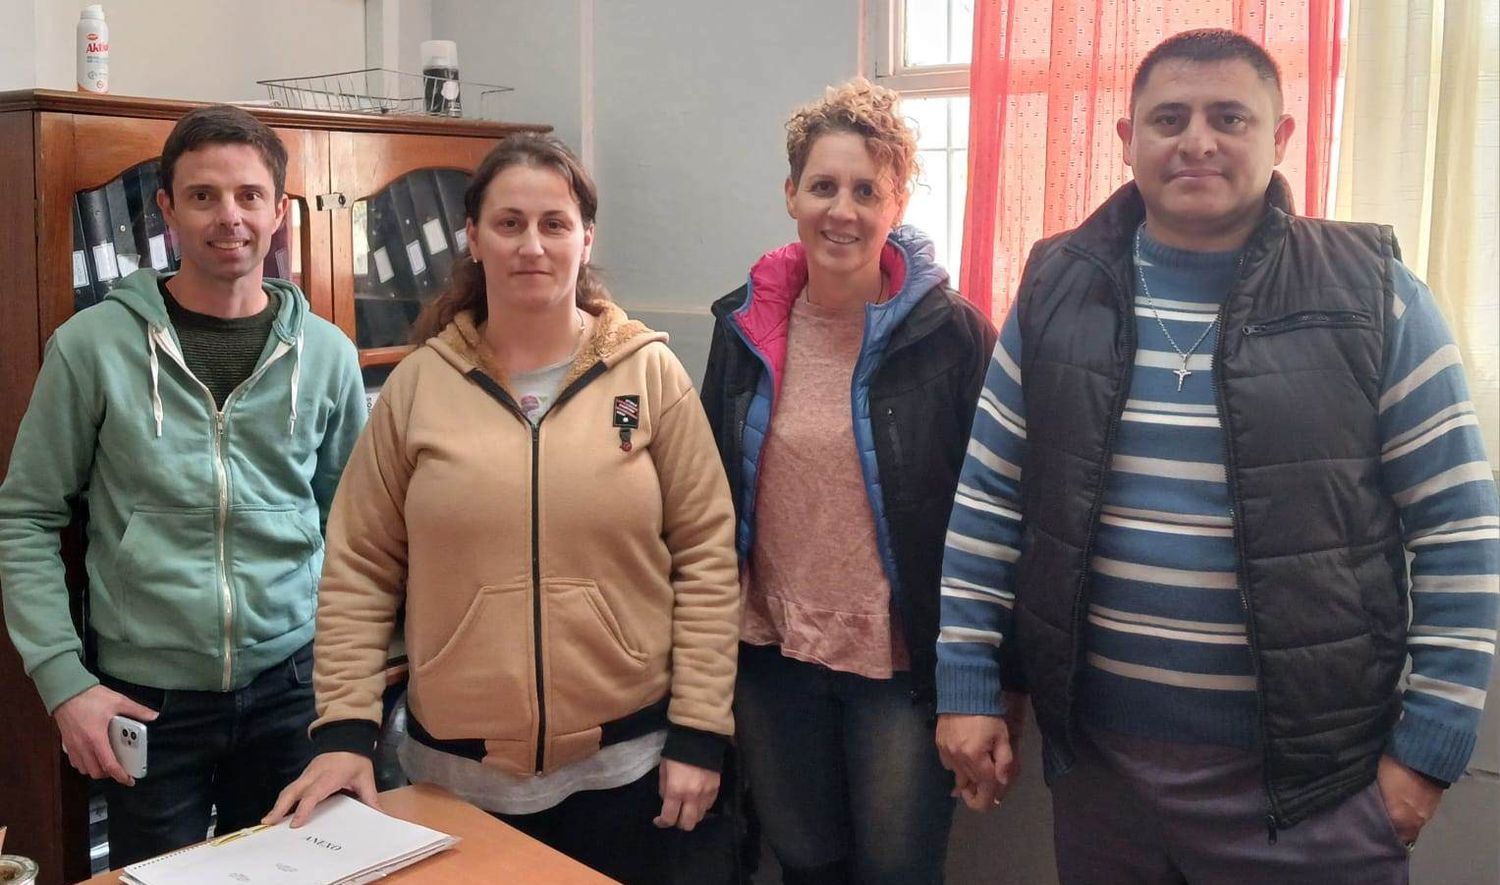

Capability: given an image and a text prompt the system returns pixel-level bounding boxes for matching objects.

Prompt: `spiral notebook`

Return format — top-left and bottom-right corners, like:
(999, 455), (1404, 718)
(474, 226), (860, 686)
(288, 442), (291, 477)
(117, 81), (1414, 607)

(120, 794), (459, 885)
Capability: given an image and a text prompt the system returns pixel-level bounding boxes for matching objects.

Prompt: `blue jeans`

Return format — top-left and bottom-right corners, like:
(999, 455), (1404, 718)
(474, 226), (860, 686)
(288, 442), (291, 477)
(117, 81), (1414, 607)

(99, 642), (316, 867)
(734, 643), (954, 884)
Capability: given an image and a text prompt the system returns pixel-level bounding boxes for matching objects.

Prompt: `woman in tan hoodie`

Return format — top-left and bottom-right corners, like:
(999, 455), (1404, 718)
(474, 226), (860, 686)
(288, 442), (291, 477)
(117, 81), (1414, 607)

(264, 134), (740, 885)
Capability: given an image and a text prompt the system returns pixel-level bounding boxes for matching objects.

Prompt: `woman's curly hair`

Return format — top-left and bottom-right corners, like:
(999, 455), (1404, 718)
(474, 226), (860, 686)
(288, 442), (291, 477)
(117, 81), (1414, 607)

(785, 78), (920, 197)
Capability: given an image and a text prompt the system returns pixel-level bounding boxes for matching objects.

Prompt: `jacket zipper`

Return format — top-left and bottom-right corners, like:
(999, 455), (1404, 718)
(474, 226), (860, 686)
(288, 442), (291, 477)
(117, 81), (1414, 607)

(883, 407), (904, 464)
(465, 365), (604, 775)
(530, 420), (546, 773)
(1058, 247), (1137, 744)
(1208, 271), (1285, 840)
(151, 328), (293, 690)
(1242, 310), (1371, 337)
(212, 412), (231, 689)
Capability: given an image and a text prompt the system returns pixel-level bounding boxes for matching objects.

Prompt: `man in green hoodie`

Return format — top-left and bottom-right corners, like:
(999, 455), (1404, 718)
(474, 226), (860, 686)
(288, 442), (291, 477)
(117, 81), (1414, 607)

(0, 105), (365, 866)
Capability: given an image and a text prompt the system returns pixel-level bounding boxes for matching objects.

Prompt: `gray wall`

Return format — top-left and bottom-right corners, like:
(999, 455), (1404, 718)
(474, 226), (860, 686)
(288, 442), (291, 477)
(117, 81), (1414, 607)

(431, 0), (587, 159)
(429, 0), (863, 382)
(0, 0), (366, 102)
(589, 0), (859, 314)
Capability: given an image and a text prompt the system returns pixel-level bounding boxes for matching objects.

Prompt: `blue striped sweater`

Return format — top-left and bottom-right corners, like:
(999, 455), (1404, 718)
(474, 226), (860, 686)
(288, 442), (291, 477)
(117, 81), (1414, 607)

(936, 229), (1500, 783)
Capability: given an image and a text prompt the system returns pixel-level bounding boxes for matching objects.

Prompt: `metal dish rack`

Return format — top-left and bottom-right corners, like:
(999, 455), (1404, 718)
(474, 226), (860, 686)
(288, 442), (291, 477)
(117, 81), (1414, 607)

(257, 69), (513, 119)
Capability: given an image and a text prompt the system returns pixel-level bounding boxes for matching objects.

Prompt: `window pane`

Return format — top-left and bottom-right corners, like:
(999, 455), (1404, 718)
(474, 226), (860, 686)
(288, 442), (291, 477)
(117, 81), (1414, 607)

(950, 149), (968, 279)
(902, 95), (969, 283)
(904, 97), (950, 150)
(907, 148), (948, 251)
(903, 0), (949, 67)
(903, 0), (975, 68)
(949, 0), (974, 66)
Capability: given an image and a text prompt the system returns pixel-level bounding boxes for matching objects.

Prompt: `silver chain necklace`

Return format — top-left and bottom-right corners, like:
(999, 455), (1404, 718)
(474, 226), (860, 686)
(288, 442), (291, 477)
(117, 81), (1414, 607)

(1133, 224), (1225, 393)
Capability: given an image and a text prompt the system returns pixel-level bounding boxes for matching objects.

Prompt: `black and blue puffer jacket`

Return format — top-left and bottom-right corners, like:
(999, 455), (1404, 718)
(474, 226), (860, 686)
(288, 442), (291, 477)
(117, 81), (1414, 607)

(701, 225), (995, 710)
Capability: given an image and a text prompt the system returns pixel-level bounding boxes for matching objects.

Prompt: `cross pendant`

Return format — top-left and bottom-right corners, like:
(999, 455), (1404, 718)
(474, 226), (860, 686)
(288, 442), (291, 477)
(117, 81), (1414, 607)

(1174, 363), (1192, 392)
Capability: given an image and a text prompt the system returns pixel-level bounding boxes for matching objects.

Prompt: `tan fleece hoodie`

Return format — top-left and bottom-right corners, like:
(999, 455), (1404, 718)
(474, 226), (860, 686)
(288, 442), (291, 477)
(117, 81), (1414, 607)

(310, 303), (739, 775)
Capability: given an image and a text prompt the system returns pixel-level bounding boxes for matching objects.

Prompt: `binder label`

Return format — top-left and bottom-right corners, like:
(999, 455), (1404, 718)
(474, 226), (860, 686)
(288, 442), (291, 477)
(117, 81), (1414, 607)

(92, 243), (120, 281)
(454, 228), (468, 255)
(73, 250), (89, 288)
(422, 218), (449, 255)
(148, 234), (169, 270)
(118, 253), (140, 277)
(406, 240), (428, 276)
(372, 247), (395, 284)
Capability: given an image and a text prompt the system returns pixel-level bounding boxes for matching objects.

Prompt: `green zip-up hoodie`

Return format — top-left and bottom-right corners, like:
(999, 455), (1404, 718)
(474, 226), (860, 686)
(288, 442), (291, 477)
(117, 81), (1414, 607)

(0, 269), (365, 712)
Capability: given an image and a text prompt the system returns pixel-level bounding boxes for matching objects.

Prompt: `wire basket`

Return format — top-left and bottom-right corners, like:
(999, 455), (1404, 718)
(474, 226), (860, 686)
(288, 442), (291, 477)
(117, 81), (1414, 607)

(257, 68), (513, 119)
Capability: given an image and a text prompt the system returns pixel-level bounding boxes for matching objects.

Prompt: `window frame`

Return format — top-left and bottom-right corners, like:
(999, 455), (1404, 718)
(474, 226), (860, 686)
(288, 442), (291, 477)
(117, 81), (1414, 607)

(864, 0), (973, 279)
(867, 0), (972, 95)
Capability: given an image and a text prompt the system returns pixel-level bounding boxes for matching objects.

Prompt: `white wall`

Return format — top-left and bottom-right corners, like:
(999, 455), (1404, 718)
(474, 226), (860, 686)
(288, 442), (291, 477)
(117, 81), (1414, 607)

(430, 0), (585, 155)
(3, 0), (366, 103)
(367, 0), (432, 88)
(590, 0), (861, 312)
(431, 0), (862, 310)
(428, 0), (864, 375)
(0, 1), (38, 94)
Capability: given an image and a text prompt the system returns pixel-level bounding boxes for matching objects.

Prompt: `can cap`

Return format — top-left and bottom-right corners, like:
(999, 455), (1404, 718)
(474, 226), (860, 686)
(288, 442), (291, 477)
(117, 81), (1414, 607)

(421, 40), (458, 69)
(81, 4), (105, 20)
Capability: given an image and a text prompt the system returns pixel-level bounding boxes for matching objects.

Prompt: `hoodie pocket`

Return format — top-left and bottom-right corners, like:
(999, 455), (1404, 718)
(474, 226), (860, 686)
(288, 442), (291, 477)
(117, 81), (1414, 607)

(543, 578), (651, 730)
(114, 507), (221, 654)
(412, 584), (533, 739)
(229, 507), (322, 646)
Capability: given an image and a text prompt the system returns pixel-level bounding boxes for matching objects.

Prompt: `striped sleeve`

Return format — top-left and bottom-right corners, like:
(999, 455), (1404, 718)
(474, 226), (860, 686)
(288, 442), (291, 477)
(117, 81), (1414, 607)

(1379, 259), (1500, 784)
(936, 303), (1025, 717)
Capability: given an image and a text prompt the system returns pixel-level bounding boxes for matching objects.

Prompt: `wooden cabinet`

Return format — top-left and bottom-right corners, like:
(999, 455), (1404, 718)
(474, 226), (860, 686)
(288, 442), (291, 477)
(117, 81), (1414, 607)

(0, 90), (546, 885)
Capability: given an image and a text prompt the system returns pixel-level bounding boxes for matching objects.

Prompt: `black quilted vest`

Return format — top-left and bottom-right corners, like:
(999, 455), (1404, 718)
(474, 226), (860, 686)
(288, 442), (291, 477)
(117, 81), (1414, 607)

(1013, 175), (1406, 828)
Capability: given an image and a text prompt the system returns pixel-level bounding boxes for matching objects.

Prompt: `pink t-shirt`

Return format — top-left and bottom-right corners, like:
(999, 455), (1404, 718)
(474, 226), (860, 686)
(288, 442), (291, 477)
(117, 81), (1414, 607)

(741, 293), (909, 678)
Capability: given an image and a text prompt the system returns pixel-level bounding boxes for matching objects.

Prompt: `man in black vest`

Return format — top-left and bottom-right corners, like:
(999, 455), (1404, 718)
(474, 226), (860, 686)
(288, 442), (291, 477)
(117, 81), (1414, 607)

(933, 29), (1498, 883)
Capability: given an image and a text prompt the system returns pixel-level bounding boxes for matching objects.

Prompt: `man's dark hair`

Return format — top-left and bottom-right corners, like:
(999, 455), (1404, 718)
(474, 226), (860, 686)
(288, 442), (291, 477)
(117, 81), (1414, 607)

(1131, 29), (1283, 111)
(159, 104), (289, 200)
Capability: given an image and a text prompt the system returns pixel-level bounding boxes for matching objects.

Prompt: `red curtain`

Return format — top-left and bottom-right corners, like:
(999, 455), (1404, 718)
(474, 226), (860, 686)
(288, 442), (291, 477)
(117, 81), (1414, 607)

(959, 1), (1344, 320)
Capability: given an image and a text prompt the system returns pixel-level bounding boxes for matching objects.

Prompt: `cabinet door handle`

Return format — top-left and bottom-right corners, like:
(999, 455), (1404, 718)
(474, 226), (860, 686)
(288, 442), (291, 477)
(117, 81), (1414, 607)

(315, 192), (349, 211)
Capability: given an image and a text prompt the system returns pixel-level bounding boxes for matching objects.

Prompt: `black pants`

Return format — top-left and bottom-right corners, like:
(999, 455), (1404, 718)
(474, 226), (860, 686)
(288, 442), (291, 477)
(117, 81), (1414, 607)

(100, 643), (316, 867)
(496, 768), (673, 885)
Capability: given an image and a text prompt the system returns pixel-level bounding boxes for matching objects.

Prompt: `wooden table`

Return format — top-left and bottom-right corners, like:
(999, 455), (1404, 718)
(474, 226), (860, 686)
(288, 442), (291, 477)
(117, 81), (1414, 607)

(79, 784), (616, 884)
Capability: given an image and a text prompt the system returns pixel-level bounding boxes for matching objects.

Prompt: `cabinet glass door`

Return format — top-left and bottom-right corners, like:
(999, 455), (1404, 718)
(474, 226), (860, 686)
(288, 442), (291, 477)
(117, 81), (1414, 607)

(71, 159), (306, 314)
(350, 168), (470, 349)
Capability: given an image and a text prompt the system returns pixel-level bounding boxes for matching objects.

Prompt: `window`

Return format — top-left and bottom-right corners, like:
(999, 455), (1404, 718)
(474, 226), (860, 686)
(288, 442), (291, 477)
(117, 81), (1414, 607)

(869, 0), (974, 281)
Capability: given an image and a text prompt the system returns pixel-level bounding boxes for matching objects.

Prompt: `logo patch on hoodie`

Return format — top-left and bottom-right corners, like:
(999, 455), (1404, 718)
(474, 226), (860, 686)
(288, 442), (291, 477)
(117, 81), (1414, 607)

(612, 395), (640, 429)
(614, 395), (640, 452)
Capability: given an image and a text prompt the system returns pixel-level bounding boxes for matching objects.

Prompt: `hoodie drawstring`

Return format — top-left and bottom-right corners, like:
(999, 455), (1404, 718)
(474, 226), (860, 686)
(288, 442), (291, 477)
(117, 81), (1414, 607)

(147, 329), (164, 438)
(287, 331), (303, 436)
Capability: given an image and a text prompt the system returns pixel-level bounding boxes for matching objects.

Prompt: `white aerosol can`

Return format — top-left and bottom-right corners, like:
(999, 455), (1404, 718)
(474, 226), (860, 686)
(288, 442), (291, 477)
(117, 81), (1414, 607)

(77, 5), (109, 94)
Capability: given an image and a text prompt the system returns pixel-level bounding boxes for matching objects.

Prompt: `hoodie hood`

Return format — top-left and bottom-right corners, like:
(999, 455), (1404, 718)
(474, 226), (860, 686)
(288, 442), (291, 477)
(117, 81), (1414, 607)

(428, 302), (668, 392)
(109, 269), (311, 437)
(107, 269), (310, 340)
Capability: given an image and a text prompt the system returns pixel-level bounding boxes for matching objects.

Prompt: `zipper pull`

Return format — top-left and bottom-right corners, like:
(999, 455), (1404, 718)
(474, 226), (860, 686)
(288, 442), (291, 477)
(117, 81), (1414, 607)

(1265, 814), (1279, 845)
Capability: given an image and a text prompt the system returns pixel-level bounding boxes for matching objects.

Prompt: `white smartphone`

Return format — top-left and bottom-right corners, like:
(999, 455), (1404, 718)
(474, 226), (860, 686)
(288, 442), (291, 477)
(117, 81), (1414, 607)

(108, 715), (148, 779)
